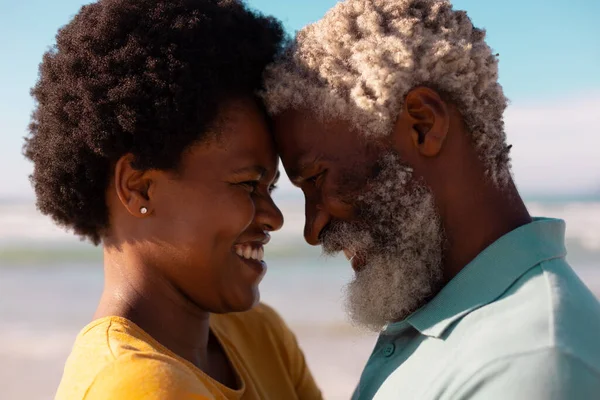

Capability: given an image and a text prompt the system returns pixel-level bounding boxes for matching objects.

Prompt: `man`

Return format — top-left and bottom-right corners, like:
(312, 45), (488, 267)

(262, 0), (600, 398)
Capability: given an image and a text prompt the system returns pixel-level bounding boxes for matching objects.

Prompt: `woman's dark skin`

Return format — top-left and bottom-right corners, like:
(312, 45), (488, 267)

(95, 98), (283, 387)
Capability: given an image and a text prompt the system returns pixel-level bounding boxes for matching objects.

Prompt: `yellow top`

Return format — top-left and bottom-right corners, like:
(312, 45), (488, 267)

(55, 303), (322, 400)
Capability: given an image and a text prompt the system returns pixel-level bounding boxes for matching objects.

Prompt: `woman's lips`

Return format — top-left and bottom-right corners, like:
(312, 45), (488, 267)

(234, 244), (264, 261)
(233, 243), (267, 278)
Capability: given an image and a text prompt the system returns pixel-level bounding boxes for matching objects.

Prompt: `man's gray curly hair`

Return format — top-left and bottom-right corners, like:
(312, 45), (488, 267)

(262, 0), (512, 185)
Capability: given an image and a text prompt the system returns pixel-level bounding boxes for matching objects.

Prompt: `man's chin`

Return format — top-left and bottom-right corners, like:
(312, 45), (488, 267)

(343, 254), (443, 332)
(343, 260), (395, 332)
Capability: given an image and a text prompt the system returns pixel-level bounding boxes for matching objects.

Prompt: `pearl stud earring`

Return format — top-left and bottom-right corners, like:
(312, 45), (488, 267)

(140, 207), (148, 215)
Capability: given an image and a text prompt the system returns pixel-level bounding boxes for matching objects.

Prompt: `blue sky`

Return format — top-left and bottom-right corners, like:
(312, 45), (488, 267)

(1, 0), (599, 199)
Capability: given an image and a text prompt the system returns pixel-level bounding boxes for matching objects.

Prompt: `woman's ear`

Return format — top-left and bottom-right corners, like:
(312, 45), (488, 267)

(114, 154), (153, 217)
(398, 86), (450, 157)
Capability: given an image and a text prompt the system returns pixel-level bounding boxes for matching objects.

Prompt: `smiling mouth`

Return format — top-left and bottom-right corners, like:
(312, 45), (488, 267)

(234, 244), (264, 262)
(233, 243), (267, 278)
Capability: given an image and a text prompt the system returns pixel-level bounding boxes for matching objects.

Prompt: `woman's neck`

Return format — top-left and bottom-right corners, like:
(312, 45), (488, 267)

(96, 244), (212, 370)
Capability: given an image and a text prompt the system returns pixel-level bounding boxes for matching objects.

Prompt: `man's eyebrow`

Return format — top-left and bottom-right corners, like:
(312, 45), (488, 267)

(288, 156), (321, 185)
(287, 166), (306, 185)
(287, 169), (301, 185)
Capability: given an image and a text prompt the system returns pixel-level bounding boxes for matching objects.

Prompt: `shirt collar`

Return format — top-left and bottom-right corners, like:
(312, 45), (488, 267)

(384, 218), (567, 339)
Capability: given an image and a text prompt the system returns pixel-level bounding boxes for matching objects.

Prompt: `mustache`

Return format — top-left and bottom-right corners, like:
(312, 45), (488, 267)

(318, 151), (415, 257)
(320, 219), (373, 256)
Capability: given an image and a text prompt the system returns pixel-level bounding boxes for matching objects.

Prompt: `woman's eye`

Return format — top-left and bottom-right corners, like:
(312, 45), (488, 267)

(239, 180), (278, 195)
(240, 181), (259, 193)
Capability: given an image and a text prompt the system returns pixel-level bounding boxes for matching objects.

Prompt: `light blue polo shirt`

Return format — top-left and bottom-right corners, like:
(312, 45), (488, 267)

(353, 218), (600, 400)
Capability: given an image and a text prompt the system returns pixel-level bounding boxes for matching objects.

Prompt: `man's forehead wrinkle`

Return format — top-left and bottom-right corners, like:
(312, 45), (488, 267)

(302, 148), (342, 169)
(299, 153), (323, 173)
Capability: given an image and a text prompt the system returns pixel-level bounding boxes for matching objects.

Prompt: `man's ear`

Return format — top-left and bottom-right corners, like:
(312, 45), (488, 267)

(114, 154), (154, 217)
(397, 87), (450, 157)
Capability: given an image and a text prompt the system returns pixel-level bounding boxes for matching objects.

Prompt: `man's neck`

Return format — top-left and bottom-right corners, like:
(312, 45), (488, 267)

(440, 178), (532, 281)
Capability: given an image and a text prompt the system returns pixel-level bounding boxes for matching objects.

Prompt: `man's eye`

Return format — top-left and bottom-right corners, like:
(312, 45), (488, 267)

(268, 183), (278, 194)
(306, 171), (325, 185)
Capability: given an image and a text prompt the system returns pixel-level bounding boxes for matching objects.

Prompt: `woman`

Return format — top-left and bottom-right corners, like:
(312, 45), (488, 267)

(24, 0), (321, 399)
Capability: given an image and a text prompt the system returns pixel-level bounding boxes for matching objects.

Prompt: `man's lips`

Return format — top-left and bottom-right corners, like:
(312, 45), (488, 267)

(343, 248), (367, 272)
(343, 249), (355, 262)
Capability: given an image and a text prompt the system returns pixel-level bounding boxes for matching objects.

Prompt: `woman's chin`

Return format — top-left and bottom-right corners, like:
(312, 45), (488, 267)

(236, 286), (261, 311)
(214, 285), (260, 314)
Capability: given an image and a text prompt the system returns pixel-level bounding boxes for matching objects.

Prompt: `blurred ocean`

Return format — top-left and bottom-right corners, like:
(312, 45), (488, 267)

(1, 198), (599, 400)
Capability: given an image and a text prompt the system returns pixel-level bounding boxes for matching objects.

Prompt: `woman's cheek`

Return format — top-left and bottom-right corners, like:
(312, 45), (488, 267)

(222, 191), (256, 233)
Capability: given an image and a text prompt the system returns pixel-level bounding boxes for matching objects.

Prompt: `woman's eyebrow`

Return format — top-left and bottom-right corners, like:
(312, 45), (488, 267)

(231, 165), (267, 178)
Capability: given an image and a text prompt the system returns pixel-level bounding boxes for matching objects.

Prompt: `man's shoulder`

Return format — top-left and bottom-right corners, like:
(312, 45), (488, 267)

(453, 258), (600, 371)
(444, 347), (600, 399)
(431, 260), (600, 398)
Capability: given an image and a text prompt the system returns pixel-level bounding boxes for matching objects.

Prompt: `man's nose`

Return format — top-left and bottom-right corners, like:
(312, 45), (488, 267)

(303, 198), (330, 246)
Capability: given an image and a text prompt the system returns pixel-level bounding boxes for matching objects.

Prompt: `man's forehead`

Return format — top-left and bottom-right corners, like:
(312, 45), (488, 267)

(273, 109), (357, 146)
(273, 110), (383, 183)
(274, 109), (319, 137)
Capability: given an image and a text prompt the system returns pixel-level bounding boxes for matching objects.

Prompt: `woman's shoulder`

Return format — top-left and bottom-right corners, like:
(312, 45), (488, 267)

(210, 303), (299, 361)
(69, 316), (169, 359)
(211, 304), (323, 400)
(55, 317), (213, 400)
(211, 303), (289, 335)
(236, 302), (286, 324)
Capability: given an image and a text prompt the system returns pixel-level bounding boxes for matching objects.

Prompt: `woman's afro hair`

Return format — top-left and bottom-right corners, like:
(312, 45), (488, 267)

(24, 0), (285, 244)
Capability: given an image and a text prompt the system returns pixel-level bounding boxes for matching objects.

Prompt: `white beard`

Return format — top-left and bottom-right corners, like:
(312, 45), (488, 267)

(322, 153), (445, 331)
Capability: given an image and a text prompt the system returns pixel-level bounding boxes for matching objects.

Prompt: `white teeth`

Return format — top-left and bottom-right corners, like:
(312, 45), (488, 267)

(235, 245), (264, 261)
